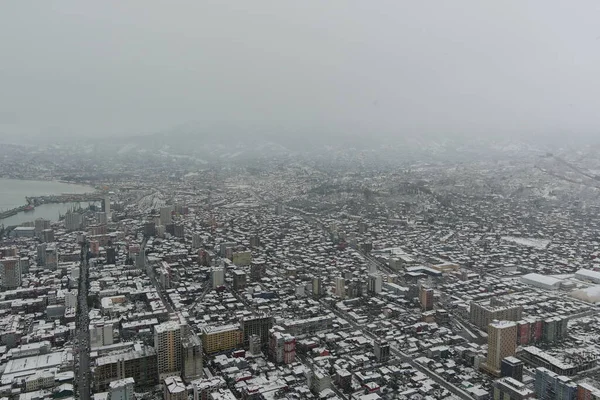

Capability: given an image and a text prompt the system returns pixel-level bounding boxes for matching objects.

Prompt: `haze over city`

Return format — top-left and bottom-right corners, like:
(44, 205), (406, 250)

(4, 3), (600, 400)
(2, 1), (600, 144)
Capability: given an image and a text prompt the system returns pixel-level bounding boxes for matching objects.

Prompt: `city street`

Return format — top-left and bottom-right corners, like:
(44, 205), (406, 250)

(75, 243), (91, 400)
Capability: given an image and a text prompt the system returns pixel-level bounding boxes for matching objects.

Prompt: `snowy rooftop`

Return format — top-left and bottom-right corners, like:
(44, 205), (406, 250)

(520, 273), (562, 288)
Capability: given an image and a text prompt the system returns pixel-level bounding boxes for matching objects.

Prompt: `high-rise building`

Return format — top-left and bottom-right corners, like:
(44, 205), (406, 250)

(103, 195), (111, 218)
(248, 335), (262, 355)
(34, 218), (51, 237)
(219, 242), (237, 257)
(46, 246), (58, 270)
(37, 243), (47, 266)
(108, 377), (135, 400)
(470, 302), (523, 332)
(97, 212), (108, 225)
(501, 356), (524, 382)
(0, 257), (22, 289)
(182, 333), (203, 383)
(90, 322), (114, 348)
(368, 274), (383, 294)
(144, 222), (156, 237)
(269, 327), (296, 364)
(160, 206), (173, 226)
(154, 322), (183, 380)
(210, 268), (224, 288)
(250, 260), (266, 281)
(483, 320), (518, 376)
(335, 277), (346, 299)
(201, 324), (243, 354)
(419, 285), (434, 311)
(41, 229), (55, 243)
(312, 276), (323, 298)
(542, 316), (569, 343)
(534, 367), (578, 400)
(492, 377), (535, 400)
(374, 339), (390, 363)
(174, 223), (184, 238)
(348, 278), (363, 298)
(65, 211), (82, 232)
(232, 270), (247, 291)
(106, 247), (116, 264)
(241, 315), (274, 347)
(92, 345), (157, 392)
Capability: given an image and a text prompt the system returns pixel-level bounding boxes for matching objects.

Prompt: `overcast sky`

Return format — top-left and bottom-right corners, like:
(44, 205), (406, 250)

(1, 1), (600, 141)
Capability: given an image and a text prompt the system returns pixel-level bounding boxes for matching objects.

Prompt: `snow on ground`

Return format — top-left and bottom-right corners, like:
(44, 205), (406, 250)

(501, 236), (551, 249)
(571, 285), (600, 304)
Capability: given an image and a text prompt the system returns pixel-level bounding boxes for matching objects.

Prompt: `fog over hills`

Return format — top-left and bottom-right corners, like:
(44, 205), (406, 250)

(65, 125), (592, 164)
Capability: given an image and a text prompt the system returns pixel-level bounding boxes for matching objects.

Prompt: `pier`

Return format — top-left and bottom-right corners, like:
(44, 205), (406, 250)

(26, 193), (105, 206)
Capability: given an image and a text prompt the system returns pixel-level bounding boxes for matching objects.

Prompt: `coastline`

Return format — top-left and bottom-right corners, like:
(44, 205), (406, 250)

(0, 175), (97, 188)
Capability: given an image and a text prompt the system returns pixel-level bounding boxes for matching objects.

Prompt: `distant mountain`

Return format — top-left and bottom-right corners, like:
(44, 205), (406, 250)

(65, 124), (599, 164)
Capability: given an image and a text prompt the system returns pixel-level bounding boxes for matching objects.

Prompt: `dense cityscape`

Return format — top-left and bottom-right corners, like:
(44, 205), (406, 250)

(1, 142), (600, 400)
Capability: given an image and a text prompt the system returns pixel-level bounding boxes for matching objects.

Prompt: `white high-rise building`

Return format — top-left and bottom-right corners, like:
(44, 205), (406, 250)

(335, 277), (346, 299)
(109, 377), (135, 400)
(211, 268), (224, 288)
(90, 322), (114, 348)
(0, 257), (22, 289)
(103, 195), (111, 218)
(155, 321), (183, 380)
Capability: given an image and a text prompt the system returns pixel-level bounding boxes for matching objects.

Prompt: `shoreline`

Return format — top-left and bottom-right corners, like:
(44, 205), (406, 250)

(0, 175), (97, 188)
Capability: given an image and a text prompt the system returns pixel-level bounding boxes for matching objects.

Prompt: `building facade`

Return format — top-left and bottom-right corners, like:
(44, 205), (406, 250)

(0, 257), (22, 289)
(241, 315), (274, 347)
(483, 320), (517, 376)
(470, 302), (523, 332)
(201, 324), (243, 354)
(154, 322), (183, 380)
(182, 333), (203, 382)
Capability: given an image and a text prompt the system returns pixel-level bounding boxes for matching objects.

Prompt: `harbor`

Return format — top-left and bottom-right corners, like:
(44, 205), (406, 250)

(0, 193), (104, 221)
